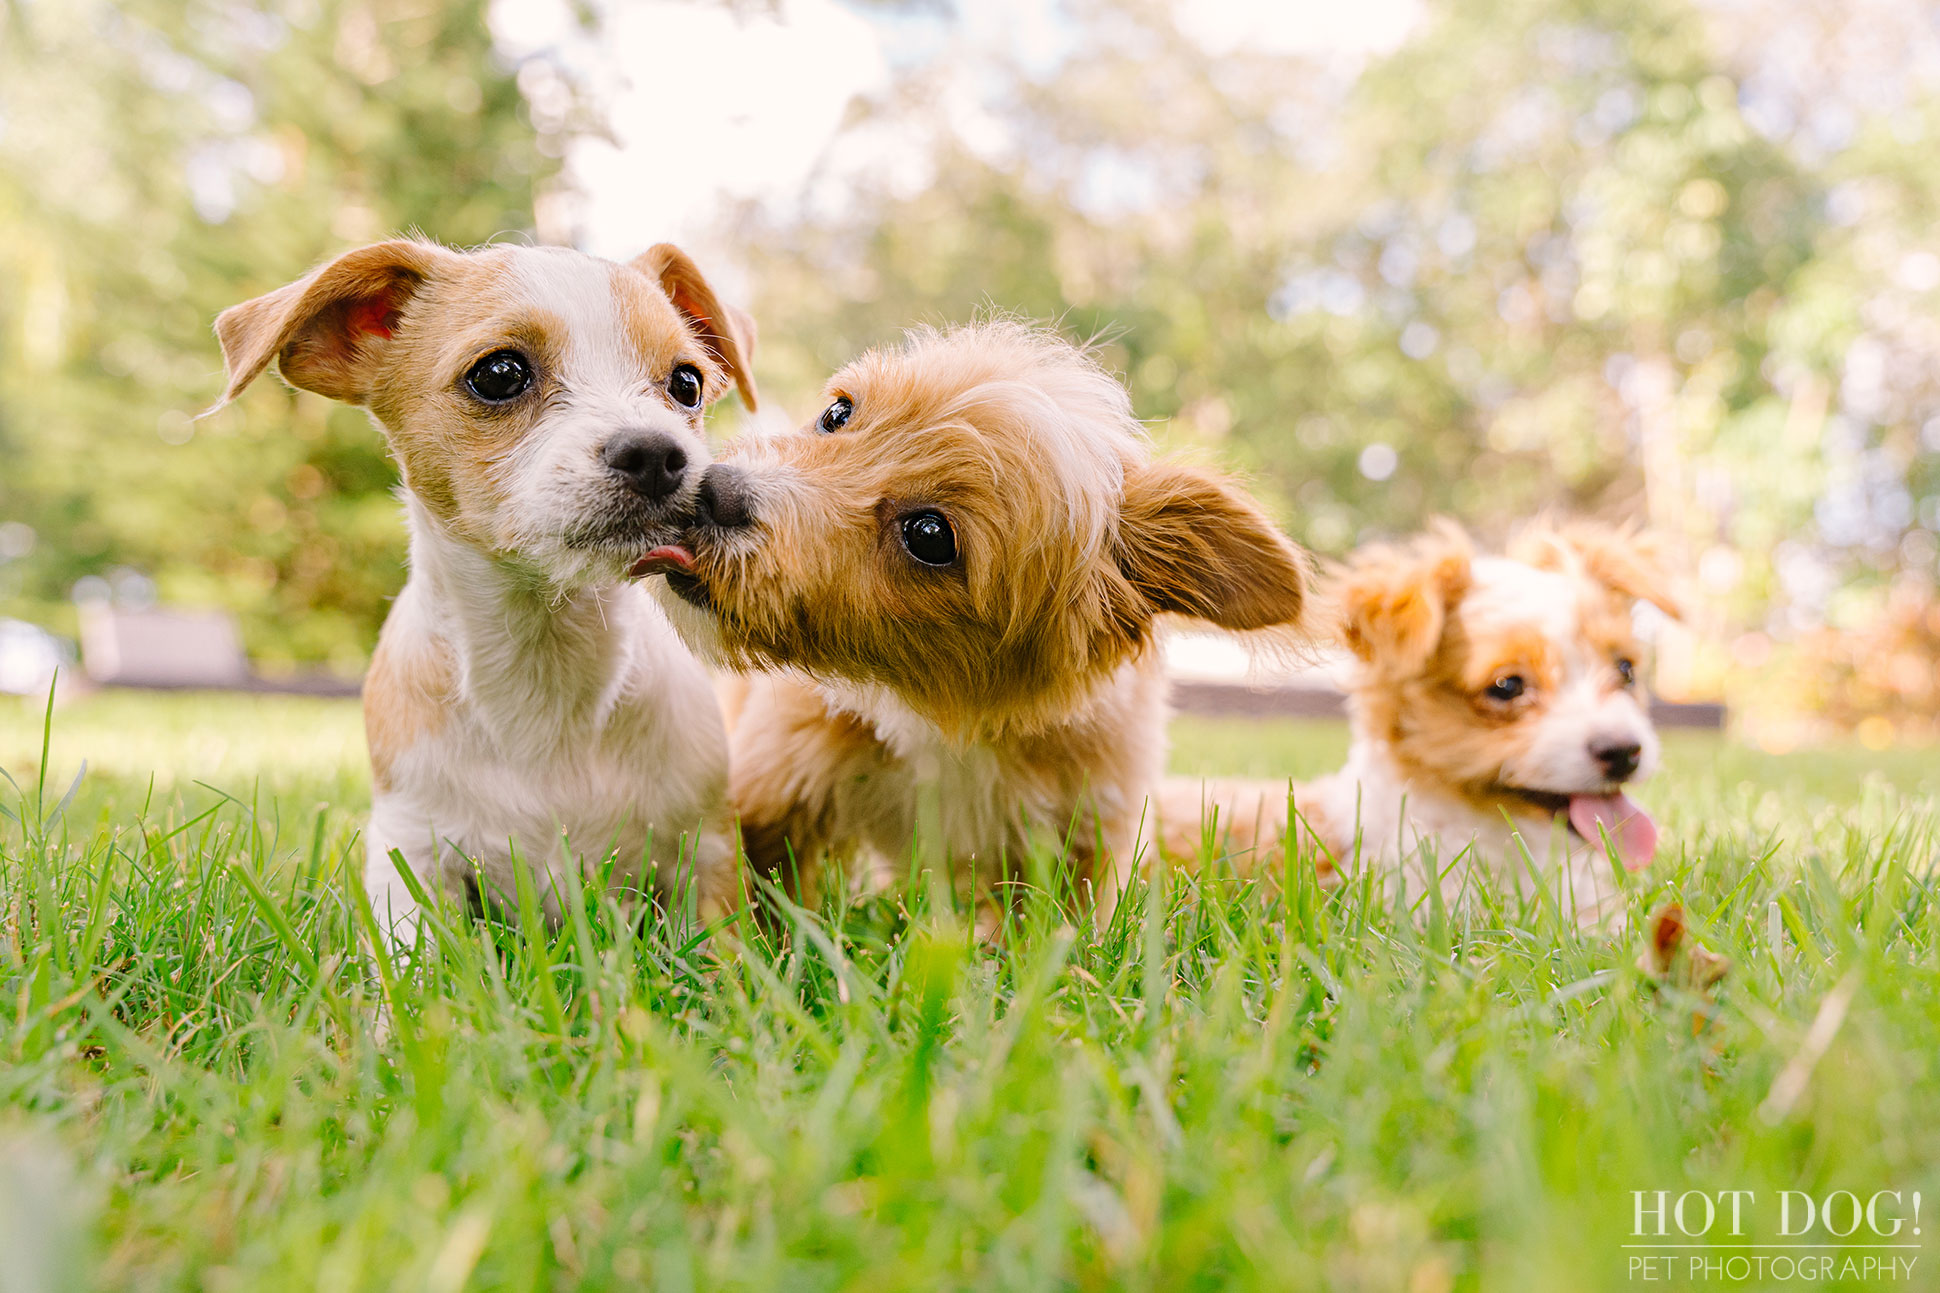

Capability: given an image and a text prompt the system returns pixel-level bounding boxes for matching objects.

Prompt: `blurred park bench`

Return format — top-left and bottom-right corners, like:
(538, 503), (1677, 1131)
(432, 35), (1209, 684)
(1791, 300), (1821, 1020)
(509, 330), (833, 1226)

(77, 606), (360, 698)
(61, 608), (1724, 728)
(1169, 678), (1725, 729)
(1162, 631), (1726, 730)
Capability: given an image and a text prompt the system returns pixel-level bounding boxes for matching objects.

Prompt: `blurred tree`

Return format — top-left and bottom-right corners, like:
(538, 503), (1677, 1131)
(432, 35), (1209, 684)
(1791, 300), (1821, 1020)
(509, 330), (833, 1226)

(739, 0), (1822, 545)
(731, 0), (1940, 723)
(0, 0), (559, 674)
(5, 0), (1940, 733)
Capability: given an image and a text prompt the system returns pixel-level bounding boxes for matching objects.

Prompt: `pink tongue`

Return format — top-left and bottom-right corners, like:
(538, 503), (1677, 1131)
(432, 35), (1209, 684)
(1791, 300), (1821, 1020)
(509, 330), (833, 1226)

(628, 545), (694, 579)
(1568, 793), (1659, 871)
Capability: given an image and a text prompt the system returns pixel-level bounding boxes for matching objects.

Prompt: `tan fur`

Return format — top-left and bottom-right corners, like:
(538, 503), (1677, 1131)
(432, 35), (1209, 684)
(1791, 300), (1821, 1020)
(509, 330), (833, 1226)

(655, 322), (1312, 914)
(725, 674), (902, 905)
(362, 625), (452, 794)
(213, 239), (449, 406)
(1511, 519), (1688, 621)
(1117, 462), (1313, 632)
(631, 244), (759, 410)
(1336, 521), (1472, 676)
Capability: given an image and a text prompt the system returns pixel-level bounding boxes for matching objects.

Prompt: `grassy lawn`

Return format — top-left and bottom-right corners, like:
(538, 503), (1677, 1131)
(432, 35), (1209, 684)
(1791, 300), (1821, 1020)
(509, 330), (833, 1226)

(3, 690), (1938, 1291)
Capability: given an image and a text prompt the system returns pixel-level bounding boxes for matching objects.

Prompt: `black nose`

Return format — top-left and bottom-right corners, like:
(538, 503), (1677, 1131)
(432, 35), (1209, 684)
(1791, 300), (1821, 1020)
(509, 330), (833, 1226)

(698, 464), (753, 528)
(600, 430), (688, 501)
(1591, 738), (1642, 781)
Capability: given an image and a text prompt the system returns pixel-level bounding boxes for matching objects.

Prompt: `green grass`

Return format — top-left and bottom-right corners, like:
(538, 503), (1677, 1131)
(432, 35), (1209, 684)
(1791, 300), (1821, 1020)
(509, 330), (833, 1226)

(3, 691), (1938, 1292)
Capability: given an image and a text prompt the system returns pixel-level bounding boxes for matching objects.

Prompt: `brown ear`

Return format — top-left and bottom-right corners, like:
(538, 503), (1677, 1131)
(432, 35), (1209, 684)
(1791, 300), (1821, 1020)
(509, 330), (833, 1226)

(1335, 525), (1471, 673)
(632, 243), (759, 411)
(1115, 461), (1310, 631)
(1515, 521), (1687, 620)
(211, 239), (447, 409)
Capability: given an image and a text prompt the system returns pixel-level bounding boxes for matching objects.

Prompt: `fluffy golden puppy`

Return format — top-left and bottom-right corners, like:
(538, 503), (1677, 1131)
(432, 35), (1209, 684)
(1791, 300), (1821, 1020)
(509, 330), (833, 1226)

(638, 321), (1312, 914)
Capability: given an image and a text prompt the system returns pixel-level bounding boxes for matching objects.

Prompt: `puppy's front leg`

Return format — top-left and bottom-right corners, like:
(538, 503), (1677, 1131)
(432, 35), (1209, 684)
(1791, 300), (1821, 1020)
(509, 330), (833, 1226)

(1073, 813), (1141, 933)
(728, 676), (887, 910)
(364, 834), (428, 947)
(361, 829), (440, 953)
(734, 809), (829, 909)
(361, 807), (484, 953)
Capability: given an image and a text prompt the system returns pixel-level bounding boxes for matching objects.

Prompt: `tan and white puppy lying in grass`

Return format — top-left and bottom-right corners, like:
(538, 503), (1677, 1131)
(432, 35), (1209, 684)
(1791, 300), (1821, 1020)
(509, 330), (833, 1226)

(637, 321), (1313, 918)
(213, 238), (757, 944)
(1165, 520), (1680, 924)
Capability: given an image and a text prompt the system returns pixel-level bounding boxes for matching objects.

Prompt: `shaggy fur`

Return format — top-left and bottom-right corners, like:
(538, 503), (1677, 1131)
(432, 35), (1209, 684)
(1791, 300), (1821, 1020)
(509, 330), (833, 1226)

(646, 322), (1313, 914)
(215, 238), (756, 942)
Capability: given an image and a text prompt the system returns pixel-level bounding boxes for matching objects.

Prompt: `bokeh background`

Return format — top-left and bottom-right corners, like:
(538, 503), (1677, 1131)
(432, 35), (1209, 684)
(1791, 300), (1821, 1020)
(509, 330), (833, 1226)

(3, 0), (1938, 745)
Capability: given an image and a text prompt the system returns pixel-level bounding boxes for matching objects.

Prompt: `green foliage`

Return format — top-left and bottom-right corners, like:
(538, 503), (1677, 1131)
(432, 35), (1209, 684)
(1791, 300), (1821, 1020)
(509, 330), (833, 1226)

(2, 693), (1938, 1289)
(0, 0), (555, 672)
(4, 0), (1938, 707)
(736, 0), (1940, 675)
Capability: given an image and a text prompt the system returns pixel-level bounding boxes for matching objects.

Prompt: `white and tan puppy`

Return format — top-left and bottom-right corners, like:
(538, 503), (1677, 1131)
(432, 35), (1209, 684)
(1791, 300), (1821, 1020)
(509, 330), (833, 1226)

(1301, 520), (1680, 922)
(213, 238), (757, 943)
(1161, 522), (1679, 924)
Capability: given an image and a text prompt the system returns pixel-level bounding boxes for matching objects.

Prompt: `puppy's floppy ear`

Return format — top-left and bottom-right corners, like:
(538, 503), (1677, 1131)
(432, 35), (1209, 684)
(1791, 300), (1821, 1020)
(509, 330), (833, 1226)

(211, 239), (448, 409)
(1335, 524), (1471, 673)
(1516, 520), (1687, 620)
(1115, 460), (1310, 631)
(633, 243), (759, 411)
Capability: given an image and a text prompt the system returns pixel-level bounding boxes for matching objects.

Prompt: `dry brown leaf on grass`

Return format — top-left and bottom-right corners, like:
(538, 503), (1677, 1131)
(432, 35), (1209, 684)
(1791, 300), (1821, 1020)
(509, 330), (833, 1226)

(1636, 903), (1731, 1035)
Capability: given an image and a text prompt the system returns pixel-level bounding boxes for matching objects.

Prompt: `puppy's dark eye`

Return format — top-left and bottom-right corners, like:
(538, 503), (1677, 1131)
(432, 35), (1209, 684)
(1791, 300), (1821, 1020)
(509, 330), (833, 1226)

(668, 363), (703, 409)
(1486, 674), (1526, 702)
(464, 349), (533, 403)
(819, 396), (854, 434)
(1615, 657), (1636, 687)
(900, 510), (956, 567)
